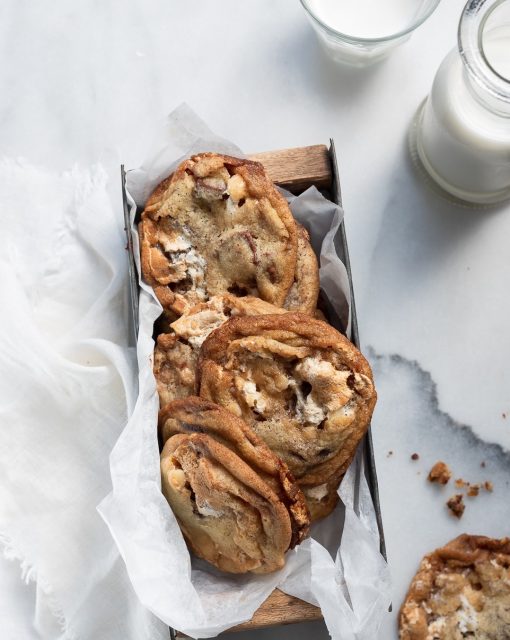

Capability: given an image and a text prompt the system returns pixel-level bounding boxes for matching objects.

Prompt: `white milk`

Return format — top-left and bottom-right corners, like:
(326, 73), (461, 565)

(307, 0), (420, 38)
(416, 26), (510, 203)
(484, 27), (510, 79)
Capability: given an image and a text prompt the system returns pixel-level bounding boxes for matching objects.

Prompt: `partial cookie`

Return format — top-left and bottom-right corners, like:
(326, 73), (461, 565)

(159, 397), (310, 547)
(400, 535), (510, 639)
(170, 294), (286, 349)
(153, 294), (286, 406)
(161, 432), (293, 574)
(302, 473), (341, 520)
(153, 333), (196, 407)
(140, 153), (298, 315)
(197, 313), (377, 509)
(314, 308), (328, 322)
(283, 224), (319, 315)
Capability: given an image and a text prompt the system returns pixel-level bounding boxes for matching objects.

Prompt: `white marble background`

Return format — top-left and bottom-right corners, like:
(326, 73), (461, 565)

(1, 1), (509, 638)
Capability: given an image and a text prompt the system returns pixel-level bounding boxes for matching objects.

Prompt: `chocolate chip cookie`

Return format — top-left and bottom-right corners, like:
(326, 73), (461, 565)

(400, 535), (510, 639)
(197, 313), (377, 517)
(160, 397), (310, 573)
(140, 153), (298, 316)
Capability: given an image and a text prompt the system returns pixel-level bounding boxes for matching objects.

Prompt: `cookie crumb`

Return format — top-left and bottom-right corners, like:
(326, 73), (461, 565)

(447, 494), (465, 518)
(387, 450), (393, 457)
(428, 461), (451, 485)
(455, 478), (466, 489)
(411, 453), (419, 461)
(467, 483), (480, 497)
(503, 413), (507, 419)
(480, 461), (486, 468)
(484, 481), (494, 492)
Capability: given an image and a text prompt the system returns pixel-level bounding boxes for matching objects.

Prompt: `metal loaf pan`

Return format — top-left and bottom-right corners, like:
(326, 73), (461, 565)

(120, 140), (386, 635)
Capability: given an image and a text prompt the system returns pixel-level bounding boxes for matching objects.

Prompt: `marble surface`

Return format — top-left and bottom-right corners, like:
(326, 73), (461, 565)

(2, 1), (510, 638)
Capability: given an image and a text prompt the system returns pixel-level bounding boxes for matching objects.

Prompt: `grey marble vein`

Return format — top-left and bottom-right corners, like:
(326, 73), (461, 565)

(370, 348), (510, 639)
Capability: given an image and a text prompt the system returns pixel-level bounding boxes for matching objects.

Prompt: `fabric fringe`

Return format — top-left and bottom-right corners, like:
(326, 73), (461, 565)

(0, 533), (80, 640)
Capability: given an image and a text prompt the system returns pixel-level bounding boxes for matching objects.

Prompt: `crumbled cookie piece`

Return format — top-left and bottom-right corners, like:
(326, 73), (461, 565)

(455, 478), (466, 489)
(411, 453), (419, 461)
(484, 480), (494, 492)
(428, 461), (451, 485)
(467, 483), (480, 497)
(480, 460), (486, 468)
(446, 494), (465, 519)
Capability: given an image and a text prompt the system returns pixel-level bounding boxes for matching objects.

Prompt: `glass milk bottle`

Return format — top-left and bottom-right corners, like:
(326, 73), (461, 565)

(413, 0), (510, 205)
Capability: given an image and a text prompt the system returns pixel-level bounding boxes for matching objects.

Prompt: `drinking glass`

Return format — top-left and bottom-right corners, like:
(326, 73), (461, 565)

(300, 0), (441, 66)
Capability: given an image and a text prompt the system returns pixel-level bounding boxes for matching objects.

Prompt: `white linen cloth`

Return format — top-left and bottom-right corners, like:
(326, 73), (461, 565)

(0, 159), (169, 640)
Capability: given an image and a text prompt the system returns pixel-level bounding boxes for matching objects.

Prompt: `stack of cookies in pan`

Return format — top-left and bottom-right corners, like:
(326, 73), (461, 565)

(140, 152), (377, 574)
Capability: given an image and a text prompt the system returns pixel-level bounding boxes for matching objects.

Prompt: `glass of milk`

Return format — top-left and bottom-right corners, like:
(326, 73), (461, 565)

(412, 0), (510, 205)
(300, 0), (441, 66)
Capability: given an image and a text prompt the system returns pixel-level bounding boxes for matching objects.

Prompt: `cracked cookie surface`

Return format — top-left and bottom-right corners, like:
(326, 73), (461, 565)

(140, 153), (298, 316)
